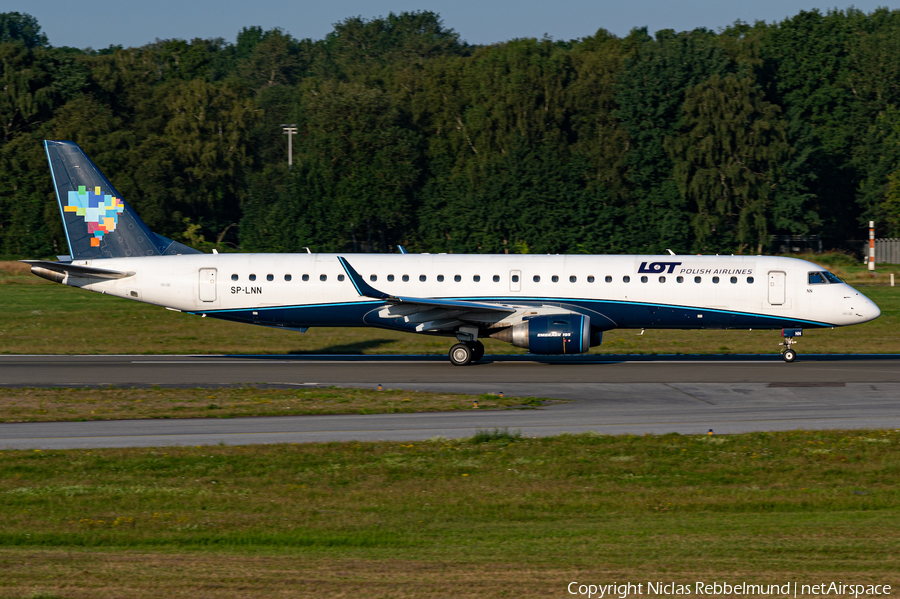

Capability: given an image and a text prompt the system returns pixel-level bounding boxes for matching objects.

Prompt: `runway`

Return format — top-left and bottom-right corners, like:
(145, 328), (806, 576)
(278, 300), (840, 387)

(2, 353), (900, 385)
(1, 354), (899, 449)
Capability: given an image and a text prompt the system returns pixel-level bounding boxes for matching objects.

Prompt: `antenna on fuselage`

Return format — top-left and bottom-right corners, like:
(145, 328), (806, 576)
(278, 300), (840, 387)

(302, 247), (311, 254)
(666, 249), (675, 256)
(397, 245), (409, 255)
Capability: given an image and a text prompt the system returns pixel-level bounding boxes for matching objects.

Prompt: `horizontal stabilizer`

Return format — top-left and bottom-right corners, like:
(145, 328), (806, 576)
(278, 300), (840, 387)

(22, 260), (135, 283)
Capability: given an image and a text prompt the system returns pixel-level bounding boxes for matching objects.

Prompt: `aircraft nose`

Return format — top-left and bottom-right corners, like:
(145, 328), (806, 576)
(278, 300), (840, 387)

(867, 299), (882, 321)
(846, 292), (881, 323)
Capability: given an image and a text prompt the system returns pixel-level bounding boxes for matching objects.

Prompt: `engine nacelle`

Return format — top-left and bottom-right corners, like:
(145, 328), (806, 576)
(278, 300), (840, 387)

(490, 314), (591, 354)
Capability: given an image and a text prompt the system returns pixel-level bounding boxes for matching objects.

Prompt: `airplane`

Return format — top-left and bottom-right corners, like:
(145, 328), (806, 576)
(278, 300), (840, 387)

(25, 140), (881, 365)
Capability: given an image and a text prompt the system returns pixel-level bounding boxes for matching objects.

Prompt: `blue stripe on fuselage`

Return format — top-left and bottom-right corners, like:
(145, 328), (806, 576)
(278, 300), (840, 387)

(192, 296), (834, 331)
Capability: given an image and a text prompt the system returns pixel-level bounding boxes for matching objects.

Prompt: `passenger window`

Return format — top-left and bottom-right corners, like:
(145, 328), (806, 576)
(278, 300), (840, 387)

(587, 276), (595, 283)
(231, 274), (238, 281)
(659, 276), (666, 283)
(677, 276), (684, 283)
(249, 274), (257, 281)
(623, 276), (630, 283)
(569, 276), (576, 283)
(437, 275), (444, 282)
(533, 275), (541, 283)
(388, 275), (395, 282)
(370, 274), (377, 282)
(493, 275), (500, 282)
(338, 274), (345, 281)
(694, 276), (701, 283)
(402, 275), (409, 282)
(552, 275), (559, 283)
(473, 275), (481, 282)
(730, 276), (737, 284)
(302, 274), (309, 281)
(512, 275), (519, 282)
(712, 276), (719, 284)
(320, 274), (327, 281)
(266, 274), (274, 282)
(808, 272), (826, 285)
(640, 276), (648, 283)
(747, 276), (754, 284)
(605, 276), (612, 283)
(419, 275), (426, 282)
(285, 274), (292, 281)
(454, 275), (461, 282)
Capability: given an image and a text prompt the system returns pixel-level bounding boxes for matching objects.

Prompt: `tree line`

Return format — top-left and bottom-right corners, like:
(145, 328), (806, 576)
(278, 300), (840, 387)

(2, 9), (900, 258)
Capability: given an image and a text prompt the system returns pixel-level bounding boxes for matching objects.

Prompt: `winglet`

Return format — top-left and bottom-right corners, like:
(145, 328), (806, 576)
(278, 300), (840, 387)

(337, 256), (391, 300)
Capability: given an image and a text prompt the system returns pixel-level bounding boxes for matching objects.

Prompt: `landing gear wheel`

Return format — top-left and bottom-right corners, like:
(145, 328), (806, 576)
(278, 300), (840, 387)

(471, 341), (485, 362)
(782, 348), (797, 363)
(449, 343), (474, 366)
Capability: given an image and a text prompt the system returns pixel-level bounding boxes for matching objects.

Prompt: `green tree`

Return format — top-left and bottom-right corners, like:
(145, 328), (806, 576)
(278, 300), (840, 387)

(668, 74), (790, 253)
(759, 9), (874, 241)
(614, 28), (732, 253)
(304, 81), (421, 251)
(0, 12), (48, 48)
(323, 11), (465, 80)
(882, 169), (900, 236)
(0, 42), (53, 142)
(237, 28), (304, 92)
(874, 106), (900, 236)
(163, 79), (262, 238)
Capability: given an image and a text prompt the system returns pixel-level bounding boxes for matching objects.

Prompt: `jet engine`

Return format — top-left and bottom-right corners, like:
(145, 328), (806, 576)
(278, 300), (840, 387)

(489, 314), (591, 354)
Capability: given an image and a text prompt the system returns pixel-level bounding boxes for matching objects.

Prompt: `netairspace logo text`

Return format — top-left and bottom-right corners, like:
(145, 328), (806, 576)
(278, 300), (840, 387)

(567, 582), (892, 598)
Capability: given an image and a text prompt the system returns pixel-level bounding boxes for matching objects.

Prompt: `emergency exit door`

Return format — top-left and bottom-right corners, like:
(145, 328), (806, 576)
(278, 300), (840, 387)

(509, 270), (522, 292)
(199, 268), (217, 302)
(767, 271), (785, 305)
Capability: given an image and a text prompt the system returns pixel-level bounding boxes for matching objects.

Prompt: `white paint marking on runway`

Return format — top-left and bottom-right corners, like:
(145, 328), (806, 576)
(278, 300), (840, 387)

(129, 360), (428, 364)
(127, 359), (793, 365)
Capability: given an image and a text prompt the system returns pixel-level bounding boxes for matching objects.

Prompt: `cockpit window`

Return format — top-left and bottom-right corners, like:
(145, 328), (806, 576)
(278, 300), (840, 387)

(808, 272), (826, 285)
(809, 271), (842, 285)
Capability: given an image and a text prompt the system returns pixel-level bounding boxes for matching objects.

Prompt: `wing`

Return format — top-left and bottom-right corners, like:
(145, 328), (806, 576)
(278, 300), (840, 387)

(337, 256), (517, 332)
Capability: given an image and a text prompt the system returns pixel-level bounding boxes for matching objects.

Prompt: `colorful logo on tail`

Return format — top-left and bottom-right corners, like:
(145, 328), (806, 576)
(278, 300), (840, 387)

(64, 185), (125, 247)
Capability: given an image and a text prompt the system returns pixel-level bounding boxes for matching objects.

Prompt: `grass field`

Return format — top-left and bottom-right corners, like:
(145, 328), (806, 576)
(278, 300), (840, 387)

(2, 260), (898, 356)
(0, 386), (546, 422)
(0, 429), (898, 598)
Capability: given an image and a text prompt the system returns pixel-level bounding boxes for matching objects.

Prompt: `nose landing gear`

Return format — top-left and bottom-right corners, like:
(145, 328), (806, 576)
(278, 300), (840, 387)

(781, 346), (797, 363)
(780, 328), (802, 363)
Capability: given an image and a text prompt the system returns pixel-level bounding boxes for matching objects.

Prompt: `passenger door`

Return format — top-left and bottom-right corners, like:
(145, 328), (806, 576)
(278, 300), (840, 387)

(767, 271), (785, 305)
(199, 268), (217, 302)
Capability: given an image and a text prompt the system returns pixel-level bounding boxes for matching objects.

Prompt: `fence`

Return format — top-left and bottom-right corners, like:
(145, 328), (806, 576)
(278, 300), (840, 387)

(871, 238), (900, 264)
(770, 235), (823, 254)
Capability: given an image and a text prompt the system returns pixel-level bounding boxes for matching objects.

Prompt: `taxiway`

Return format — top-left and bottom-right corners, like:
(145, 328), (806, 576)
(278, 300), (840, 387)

(0, 354), (898, 449)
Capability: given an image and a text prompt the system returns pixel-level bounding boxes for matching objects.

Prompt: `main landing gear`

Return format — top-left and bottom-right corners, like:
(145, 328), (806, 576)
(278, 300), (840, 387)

(449, 341), (484, 366)
(780, 328), (802, 363)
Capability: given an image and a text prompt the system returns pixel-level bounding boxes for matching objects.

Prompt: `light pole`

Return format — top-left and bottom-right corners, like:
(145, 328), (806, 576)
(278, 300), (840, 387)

(281, 124), (297, 168)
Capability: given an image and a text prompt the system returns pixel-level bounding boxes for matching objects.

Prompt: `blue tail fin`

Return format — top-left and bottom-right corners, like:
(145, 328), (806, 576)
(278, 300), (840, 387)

(44, 140), (201, 259)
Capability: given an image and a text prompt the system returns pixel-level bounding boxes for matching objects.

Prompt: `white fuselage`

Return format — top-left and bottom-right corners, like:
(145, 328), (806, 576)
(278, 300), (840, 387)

(55, 253), (880, 330)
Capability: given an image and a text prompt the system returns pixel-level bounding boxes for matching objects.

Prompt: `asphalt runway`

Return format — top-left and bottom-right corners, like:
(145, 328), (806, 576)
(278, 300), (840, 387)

(1, 354), (899, 449)
(2, 353), (900, 385)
